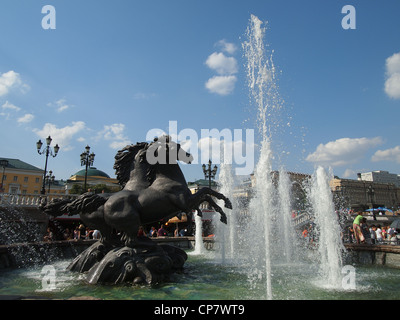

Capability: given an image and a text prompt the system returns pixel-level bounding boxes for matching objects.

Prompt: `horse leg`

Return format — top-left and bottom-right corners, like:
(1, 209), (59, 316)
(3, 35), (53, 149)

(191, 187), (232, 209)
(196, 207), (203, 217)
(202, 195), (227, 224)
(187, 193), (227, 224)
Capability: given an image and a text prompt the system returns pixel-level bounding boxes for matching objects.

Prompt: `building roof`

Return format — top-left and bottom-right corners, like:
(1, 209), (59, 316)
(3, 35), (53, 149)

(188, 179), (218, 187)
(0, 158), (42, 172)
(71, 167), (111, 179)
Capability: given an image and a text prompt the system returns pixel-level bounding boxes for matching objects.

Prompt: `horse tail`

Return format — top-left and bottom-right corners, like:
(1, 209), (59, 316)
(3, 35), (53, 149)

(40, 193), (108, 217)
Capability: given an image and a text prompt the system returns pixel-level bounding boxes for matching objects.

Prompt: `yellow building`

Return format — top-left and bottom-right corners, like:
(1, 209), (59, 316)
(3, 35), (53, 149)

(0, 158), (43, 194)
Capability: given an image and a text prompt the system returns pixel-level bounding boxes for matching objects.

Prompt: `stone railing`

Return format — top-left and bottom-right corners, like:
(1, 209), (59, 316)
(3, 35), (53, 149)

(0, 193), (78, 208)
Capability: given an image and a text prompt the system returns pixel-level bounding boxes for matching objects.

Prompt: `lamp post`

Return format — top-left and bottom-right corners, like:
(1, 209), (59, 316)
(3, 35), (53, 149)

(0, 159), (8, 193)
(202, 159), (218, 189)
(36, 136), (59, 195)
(80, 145), (95, 193)
(367, 184), (376, 221)
(45, 170), (55, 194)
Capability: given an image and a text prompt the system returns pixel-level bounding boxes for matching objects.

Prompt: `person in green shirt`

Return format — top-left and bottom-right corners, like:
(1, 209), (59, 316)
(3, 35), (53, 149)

(353, 212), (365, 244)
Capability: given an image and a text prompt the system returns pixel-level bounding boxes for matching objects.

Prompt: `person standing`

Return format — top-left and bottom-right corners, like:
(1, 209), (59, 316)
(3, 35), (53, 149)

(92, 229), (101, 240)
(352, 212), (365, 244)
(157, 224), (168, 237)
(361, 218), (371, 244)
(149, 226), (157, 237)
(376, 225), (383, 243)
(370, 225), (376, 244)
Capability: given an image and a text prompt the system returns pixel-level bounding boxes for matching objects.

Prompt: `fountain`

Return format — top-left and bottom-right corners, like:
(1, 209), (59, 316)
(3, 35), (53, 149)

(213, 161), (239, 264)
(277, 167), (295, 263)
(3, 13), (400, 301)
(211, 14), (346, 300)
(39, 136), (232, 286)
(192, 212), (207, 255)
(307, 166), (345, 288)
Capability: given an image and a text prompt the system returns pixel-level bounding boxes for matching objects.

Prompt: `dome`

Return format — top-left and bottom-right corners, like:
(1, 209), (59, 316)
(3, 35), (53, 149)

(72, 167), (111, 179)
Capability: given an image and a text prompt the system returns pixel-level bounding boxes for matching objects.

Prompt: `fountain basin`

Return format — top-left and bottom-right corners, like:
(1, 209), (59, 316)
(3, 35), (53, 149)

(1, 252), (400, 300)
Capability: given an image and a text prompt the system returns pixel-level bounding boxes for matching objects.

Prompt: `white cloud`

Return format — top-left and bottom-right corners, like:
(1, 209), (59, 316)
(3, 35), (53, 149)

(216, 39), (237, 55)
(1, 101), (22, 120)
(306, 137), (383, 167)
(98, 123), (131, 149)
(48, 98), (72, 113)
(198, 137), (222, 163)
(371, 146), (400, 164)
(1, 101), (21, 112)
(0, 71), (28, 96)
(204, 41), (239, 96)
(384, 52), (400, 99)
(133, 92), (157, 100)
(205, 75), (237, 96)
(342, 169), (356, 178)
(33, 121), (86, 151)
(17, 113), (34, 123)
(205, 52), (238, 75)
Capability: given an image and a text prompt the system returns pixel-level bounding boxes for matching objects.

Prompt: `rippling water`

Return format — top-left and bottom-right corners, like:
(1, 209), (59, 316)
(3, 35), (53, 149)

(1, 253), (400, 300)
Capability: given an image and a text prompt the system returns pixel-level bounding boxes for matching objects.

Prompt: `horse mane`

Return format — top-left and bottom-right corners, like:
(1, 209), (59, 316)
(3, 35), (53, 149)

(113, 142), (148, 187)
(114, 136), (175, 187)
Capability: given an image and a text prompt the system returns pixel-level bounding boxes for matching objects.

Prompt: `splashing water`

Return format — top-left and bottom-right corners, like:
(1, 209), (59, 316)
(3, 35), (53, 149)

(192, 211), (207, 255)
(277, 167), (295, 263)
(308, 166), (344, 288)
(215, 162), (238, 264)
(241, 15), (284, 299)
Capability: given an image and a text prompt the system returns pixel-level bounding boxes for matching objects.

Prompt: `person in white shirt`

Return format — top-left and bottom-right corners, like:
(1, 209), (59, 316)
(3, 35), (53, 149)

(375, 225), (383, 243)
(92, 229), (101, 239)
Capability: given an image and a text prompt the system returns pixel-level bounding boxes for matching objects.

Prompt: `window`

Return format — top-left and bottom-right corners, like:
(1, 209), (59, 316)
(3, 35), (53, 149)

(13, 176), (18, 182)
(35, 178), (40, 183)
(24, 177), (28, 182)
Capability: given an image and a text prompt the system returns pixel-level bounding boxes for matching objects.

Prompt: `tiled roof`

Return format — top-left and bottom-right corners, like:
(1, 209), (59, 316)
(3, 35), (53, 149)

(0, 158), (42, 172)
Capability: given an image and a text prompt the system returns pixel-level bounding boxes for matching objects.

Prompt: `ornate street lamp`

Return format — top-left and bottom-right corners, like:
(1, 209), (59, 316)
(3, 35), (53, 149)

(0, 159), (9, 193)
(80, 145), (95, 193)
(367, 185), (376, 221)
(202, 159), (218, 189)
(45, 170), (55, 194)
(36, 136), (59, 195)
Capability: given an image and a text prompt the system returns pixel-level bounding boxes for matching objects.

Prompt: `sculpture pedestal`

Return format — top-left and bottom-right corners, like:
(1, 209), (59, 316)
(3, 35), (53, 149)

(67, 238), (187, 285)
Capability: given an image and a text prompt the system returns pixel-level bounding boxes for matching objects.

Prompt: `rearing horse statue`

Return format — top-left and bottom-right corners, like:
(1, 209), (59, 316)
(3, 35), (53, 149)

(41, 135), (232, 247)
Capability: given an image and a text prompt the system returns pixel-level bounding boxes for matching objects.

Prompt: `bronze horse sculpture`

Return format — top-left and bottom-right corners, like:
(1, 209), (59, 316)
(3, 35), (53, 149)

(40, 135), (232, 285)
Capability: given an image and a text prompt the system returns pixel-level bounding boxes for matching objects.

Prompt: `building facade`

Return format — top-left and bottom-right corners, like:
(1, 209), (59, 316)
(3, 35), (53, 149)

(359, 170), (400, 187)
(67, 167), (119, 193)
(0, 158), (43, 194)
(330, 177), (399, 212)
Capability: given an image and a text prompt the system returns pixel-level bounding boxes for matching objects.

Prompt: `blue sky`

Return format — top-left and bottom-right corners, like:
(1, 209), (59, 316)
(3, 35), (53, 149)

(1, 0), (399, 183)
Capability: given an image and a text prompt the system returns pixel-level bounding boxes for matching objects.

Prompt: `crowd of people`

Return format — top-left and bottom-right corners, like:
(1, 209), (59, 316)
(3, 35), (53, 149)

(140, 224), (191, 238)
(43, 224), (102, 242)
(298, 212), (400, 247)
(350, 212), (399, 245)
(43, 223), (191, 242)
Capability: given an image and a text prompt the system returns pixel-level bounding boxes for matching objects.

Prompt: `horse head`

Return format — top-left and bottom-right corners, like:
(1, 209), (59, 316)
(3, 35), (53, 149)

(146, 135), (194, 165)
(113, 142), (149, 187)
